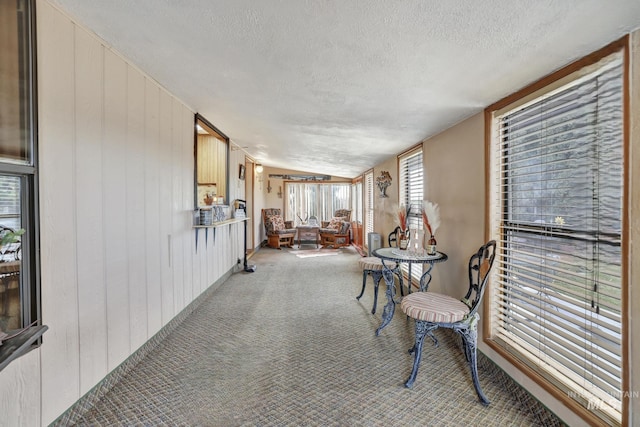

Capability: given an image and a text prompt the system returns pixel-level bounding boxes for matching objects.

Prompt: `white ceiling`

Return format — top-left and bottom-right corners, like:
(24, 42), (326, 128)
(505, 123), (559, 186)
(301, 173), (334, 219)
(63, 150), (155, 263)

(51, 0), (640, 178)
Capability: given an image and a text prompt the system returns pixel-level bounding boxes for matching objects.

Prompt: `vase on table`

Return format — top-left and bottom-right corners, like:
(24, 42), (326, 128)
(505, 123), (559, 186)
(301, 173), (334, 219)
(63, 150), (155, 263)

(398, 229), (409, 250)
(407, 229), (425, 256)
(426, 234), (437, 255)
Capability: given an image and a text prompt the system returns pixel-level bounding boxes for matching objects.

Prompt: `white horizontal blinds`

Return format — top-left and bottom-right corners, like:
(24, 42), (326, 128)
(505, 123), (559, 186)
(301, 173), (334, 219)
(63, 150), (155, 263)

(0, 175), (21, 230)
(492, 51), (623, 423)
(286, 182), (351, 225)
(365, 172), (374, 238)
(399, 148), (424, 282)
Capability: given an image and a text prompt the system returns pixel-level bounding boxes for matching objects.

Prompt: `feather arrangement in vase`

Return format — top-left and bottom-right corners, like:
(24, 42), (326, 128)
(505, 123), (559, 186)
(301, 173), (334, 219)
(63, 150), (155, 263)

(397, 204), (411, 249)
(397, 204), (412, 230)
(422, 200), (441, 255)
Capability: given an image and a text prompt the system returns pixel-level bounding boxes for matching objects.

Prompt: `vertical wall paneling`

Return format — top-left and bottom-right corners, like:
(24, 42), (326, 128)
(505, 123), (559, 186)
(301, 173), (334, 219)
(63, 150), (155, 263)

(144, 79), (162, 336)
(0, 351), (41, 426)
(37, 2), (81, 421)
(18, 1), (248, 423)
(126, 66), (148, 351)
(183, 108), (194, 305)
(74, 25), (108, 394)
(103, 49), (131, 369)
(171, 99), (185, 314)
(159, 90), (174, 325)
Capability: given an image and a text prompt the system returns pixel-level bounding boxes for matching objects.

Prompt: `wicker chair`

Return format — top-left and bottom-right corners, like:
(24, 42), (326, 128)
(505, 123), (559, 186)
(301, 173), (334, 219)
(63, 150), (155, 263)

(400, 240), (497, 405)
(261, 208), (296, 249)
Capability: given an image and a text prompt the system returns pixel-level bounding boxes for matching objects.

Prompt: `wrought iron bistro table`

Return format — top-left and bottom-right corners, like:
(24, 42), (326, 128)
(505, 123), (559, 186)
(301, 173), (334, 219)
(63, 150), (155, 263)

(372, 247), (448, 335)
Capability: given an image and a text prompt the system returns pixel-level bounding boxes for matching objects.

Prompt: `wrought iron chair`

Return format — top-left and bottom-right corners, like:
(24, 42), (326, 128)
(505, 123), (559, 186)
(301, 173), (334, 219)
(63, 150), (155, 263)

(388, 226), (402, 247)
(399, 240), (496, 405)
(356, 229), (405, 314)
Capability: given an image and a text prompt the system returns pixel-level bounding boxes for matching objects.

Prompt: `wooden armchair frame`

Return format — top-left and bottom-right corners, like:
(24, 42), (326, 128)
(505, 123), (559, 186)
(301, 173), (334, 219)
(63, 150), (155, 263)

(261, 208), (296, 249)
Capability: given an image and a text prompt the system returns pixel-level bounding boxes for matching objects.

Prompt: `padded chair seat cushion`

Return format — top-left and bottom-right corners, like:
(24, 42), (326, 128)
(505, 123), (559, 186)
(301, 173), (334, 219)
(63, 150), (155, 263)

(358, 257), (397, 271)
(400, 292), (470, 323)
(273, 228), (296, 235)
(319, 227), (337, 234)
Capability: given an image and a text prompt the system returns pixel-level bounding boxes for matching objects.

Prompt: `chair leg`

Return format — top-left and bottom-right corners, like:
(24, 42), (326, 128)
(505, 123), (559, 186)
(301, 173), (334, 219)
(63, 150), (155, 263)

(356, 270), (383, 314)
(356, 271), (368, 301)
(458, 325), (490, 406)
(405, 320), (437, 388)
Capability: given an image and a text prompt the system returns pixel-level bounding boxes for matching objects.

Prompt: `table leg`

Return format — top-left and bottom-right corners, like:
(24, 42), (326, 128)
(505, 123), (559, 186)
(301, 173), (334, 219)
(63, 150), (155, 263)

(375, 267), (396, 336)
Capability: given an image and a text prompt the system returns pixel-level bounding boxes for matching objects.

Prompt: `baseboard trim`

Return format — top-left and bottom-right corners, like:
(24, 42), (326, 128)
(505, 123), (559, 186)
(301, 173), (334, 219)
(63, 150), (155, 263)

(477, 351), (565, 426)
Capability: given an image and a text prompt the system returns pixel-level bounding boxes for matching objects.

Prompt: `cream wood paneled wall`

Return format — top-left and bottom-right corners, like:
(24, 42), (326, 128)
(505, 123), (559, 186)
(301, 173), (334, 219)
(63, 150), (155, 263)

(0, 2), (245, 425)
(628, 29), (639, 424)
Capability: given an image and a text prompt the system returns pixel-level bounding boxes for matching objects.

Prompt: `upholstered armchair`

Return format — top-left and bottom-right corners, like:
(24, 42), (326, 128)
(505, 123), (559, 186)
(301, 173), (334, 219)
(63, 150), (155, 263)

(261, 208), (296, 249)
(320, 209), (351, 228)
(319, 218), (351, 248)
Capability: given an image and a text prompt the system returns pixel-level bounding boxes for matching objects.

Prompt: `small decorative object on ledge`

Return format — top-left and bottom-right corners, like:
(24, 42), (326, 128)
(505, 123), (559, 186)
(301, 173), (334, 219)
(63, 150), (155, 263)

(199, 207), (213, 225)
(376, 171), (392, 198)
(422, 200), (441, 255)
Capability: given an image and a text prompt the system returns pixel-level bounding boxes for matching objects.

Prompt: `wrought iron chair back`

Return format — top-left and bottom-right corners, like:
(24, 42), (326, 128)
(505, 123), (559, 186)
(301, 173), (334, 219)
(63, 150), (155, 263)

(463, 240), (496, 319)
(387, 226), (401, 248)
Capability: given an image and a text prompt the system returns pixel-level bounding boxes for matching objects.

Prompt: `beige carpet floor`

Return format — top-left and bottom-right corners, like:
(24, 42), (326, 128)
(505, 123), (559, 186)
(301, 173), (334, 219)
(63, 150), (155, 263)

(66, 245), (564, 426)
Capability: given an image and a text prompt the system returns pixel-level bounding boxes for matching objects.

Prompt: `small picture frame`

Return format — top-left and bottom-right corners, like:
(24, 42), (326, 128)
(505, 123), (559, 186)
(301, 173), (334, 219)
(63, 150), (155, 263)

(239, 164), (246, 180)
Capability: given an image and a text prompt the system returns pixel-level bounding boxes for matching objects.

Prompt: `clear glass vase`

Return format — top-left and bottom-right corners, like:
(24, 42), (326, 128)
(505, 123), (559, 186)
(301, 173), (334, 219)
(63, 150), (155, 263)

(407, 229), (425, 256)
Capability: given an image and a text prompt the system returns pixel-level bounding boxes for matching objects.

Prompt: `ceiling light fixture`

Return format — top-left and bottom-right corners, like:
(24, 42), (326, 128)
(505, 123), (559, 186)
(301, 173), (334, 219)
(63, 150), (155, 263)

(255, 164), (264, 173)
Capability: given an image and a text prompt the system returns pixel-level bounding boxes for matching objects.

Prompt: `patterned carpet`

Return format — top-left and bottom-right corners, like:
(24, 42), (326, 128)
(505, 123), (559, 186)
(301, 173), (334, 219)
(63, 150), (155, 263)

(60, 246), (565, 426)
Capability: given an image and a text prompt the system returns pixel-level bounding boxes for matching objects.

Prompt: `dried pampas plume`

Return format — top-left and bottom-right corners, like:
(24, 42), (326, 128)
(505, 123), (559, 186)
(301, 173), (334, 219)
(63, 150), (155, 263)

(422, 200), (441, 237)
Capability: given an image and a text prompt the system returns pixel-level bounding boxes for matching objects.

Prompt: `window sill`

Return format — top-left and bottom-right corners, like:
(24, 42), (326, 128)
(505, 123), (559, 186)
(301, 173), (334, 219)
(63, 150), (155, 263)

(0, 325), (48, 372)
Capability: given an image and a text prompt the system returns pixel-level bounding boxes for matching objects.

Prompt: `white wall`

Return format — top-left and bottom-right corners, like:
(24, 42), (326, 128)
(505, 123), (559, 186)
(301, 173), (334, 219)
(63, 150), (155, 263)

(422, 114), (485, 297)
(0, 1), (245, 425)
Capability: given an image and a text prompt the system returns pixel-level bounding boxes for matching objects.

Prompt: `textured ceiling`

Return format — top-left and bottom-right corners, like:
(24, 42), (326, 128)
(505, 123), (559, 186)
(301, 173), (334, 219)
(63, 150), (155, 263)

(51, 0), (640, 178)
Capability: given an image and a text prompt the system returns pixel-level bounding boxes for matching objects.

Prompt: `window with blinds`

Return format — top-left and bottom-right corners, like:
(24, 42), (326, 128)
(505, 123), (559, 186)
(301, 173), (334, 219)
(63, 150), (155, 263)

(285, 182), (351, 224)
(364, 171), (374, 242)
(398, 148), (424, 283)
(487, 46), (625, 425)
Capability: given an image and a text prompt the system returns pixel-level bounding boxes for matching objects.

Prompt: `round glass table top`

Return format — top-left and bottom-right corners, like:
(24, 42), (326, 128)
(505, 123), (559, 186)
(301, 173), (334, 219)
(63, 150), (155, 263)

(372, 247), (448, 263)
